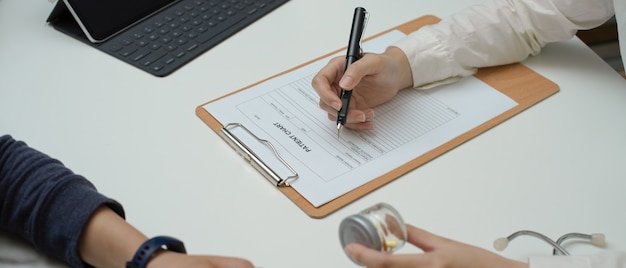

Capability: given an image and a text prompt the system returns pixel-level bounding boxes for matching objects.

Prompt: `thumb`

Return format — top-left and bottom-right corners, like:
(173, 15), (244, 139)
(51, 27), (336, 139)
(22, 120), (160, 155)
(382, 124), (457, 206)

(344, 243), (388, 266)
(339, 54), (377, 89)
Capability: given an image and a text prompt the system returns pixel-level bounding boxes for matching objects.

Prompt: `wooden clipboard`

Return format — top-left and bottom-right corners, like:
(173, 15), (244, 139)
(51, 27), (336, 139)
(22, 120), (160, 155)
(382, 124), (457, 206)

(195, 15), (559, 218)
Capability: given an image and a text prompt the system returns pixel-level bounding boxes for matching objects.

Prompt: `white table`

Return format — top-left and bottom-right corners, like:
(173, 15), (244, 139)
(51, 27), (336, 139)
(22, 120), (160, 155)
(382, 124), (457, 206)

(1, 0), (626, 267)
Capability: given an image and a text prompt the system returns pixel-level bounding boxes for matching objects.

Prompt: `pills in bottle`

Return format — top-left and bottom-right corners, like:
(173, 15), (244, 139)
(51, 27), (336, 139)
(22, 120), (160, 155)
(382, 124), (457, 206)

(338, 203), (407, 263)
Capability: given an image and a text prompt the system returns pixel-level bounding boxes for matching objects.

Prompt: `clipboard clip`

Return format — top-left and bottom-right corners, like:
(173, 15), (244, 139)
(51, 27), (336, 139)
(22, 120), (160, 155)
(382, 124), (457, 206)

(220, 123), (299, 187)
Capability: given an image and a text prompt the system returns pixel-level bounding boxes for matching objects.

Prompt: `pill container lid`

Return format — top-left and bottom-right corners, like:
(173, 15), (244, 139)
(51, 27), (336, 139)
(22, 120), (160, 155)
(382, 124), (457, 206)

(339, 214), (382, 251)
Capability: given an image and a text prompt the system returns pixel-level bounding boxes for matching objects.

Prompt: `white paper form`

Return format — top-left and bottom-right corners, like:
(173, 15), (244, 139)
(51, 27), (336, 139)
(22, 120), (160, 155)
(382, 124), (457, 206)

(203, 30), (518, 207)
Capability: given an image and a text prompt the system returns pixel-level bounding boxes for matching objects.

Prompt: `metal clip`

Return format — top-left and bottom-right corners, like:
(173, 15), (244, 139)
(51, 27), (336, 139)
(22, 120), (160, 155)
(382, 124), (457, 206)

(220, 123), (299, 187)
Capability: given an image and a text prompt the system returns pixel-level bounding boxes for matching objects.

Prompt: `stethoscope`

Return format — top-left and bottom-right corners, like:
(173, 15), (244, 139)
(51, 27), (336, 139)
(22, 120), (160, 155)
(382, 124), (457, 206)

(494, 230), (606, 255)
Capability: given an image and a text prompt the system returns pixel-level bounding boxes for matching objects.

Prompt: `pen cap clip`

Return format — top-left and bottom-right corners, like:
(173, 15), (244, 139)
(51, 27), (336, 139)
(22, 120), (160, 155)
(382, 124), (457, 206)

(347, 7), (367, 59)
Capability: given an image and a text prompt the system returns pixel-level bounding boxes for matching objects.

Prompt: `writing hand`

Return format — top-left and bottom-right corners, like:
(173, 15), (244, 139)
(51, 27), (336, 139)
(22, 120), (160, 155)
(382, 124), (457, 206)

(311, 47), (413, 131)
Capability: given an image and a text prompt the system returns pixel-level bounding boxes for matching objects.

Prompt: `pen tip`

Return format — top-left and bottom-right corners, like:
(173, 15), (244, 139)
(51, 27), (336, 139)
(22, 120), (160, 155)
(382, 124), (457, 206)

(337, 123), (343, 138)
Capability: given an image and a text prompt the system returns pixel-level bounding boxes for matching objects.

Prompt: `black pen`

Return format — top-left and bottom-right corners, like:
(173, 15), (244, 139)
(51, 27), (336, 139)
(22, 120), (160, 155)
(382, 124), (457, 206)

(337, 7), (367, 137)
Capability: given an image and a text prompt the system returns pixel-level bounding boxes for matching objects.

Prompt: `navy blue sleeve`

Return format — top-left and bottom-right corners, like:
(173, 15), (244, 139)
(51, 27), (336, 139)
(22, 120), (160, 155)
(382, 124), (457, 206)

(0, 135), (125, 268)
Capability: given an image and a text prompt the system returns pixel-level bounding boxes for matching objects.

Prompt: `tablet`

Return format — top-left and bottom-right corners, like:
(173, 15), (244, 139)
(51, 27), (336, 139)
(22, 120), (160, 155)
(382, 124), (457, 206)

(62, 0), (179, 43)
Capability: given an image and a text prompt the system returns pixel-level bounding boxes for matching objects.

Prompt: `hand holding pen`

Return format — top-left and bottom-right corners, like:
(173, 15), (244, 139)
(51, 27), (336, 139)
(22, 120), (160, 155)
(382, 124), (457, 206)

(311, 8), (415, 134)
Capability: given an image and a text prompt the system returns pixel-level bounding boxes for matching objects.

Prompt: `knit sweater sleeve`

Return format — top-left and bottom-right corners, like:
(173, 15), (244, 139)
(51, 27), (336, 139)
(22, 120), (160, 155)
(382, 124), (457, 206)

(0, 135), (125, 268)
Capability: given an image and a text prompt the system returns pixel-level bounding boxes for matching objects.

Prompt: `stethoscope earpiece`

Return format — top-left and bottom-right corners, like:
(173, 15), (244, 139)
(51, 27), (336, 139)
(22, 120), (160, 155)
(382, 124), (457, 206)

(494, 230), (606, 255)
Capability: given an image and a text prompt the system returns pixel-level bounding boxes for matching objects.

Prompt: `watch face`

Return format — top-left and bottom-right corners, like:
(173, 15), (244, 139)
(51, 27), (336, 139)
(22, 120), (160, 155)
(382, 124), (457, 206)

(62, 0), (179, 42)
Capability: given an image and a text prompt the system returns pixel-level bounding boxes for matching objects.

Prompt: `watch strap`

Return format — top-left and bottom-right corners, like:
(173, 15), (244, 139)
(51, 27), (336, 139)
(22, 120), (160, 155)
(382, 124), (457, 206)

(125, 236), (187, 268)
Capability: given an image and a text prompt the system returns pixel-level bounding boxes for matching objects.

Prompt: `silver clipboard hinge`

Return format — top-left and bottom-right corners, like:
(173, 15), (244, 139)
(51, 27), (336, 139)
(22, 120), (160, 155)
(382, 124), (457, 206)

(220, 123), (299, 187)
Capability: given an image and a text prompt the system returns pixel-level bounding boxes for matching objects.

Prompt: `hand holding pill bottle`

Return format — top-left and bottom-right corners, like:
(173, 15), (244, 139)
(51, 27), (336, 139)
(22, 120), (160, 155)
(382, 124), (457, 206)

(339, 203), (407, 264)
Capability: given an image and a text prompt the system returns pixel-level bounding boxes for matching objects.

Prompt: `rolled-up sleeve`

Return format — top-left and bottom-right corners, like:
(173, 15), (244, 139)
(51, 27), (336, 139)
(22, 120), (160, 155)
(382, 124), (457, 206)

(393, 0), (615, 88)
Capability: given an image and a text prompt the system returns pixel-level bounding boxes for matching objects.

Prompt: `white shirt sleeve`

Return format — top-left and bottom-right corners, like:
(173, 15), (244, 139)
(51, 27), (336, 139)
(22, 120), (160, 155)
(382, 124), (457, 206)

(393, 0), (615, 88)
(529, 251), (626, 268)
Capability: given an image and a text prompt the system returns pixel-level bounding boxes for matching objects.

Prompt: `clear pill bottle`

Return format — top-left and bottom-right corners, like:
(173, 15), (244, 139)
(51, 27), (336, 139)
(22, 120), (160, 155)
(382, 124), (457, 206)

(339, 203), (407, 263)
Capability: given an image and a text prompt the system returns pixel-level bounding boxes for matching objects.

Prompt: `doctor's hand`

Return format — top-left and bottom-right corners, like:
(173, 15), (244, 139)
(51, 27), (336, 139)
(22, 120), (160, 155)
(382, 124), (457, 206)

(311, 46), (413, 131)
(344, 224), (529, 268)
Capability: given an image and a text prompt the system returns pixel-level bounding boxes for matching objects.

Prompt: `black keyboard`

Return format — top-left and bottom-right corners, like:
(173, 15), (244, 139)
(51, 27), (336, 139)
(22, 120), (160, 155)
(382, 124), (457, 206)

(99, 0), (288, 77)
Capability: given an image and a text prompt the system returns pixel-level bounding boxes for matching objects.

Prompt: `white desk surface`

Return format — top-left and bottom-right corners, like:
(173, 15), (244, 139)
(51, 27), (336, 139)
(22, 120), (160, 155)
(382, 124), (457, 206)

(2, 0), (626, 267)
